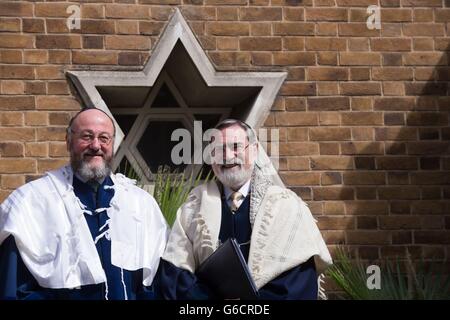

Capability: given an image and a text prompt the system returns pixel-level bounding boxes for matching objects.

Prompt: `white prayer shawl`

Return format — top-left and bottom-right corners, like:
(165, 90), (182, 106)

(163, 180), (333, 291)
(0, 165), (169, 289)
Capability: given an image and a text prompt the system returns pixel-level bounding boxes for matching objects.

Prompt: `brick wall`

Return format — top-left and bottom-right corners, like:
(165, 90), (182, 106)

(1, 0), (449, 291)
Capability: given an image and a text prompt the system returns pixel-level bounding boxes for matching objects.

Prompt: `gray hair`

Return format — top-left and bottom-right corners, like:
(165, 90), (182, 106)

(214, 119), (257, 144)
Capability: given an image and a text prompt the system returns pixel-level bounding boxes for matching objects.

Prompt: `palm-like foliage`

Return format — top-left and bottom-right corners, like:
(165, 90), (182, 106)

(153, 166), (212, 227)
(326, 247), (450, 300)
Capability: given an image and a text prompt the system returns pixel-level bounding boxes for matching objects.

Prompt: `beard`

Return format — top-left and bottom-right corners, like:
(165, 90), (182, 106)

(213, 162), (254, 190)
(71, 149), (113, 182)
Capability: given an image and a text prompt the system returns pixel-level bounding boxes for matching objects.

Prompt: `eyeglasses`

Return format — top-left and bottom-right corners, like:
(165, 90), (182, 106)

(70, 130), (114, 146)
(211, 142), (251, 157)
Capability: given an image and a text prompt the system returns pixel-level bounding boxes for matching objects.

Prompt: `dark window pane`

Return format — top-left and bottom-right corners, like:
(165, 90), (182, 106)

(151, 84), (180, 109)
(114, 115), (137, 135)
(137, 120), (192, 172)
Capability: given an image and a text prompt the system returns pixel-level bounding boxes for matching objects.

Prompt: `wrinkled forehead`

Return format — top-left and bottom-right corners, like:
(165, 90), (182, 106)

(214, 125), (249, 144)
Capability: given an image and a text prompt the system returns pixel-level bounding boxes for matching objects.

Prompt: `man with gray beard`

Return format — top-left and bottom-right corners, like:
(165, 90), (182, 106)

(157, 119), (332, 300)
(0, 108), (168, 300)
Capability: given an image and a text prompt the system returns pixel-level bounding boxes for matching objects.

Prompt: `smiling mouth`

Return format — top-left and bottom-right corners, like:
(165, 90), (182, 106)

(222, 164), (239, 169)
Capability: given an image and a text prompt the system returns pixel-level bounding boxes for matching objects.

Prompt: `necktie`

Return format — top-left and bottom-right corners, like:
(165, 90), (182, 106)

(229, 191), (244, 213)
(88, 180), (100, 193)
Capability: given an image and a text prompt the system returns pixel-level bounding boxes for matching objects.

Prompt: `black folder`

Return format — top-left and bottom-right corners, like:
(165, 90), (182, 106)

(196, 238), (259, 300)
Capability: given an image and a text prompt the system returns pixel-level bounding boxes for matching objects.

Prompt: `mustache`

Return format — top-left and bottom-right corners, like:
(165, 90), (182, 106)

(82, 151), (104, 157)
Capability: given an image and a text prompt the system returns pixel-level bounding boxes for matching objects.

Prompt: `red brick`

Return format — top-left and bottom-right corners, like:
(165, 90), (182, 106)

(239, 37), (281, 51)
(0, 159), (36, 174)
(285, 97), (306, 111)
(279, 142), (319, 156)
(0, 142), (24, 157)
(375, 127), (417, 141)
(280, 172), (320, 186)
(305, 8), (348, 21)
(318, 52), (338, 66)
(321, 172), (342, 185)
(372, 67), (413, 81)
(287, 128), (308, 141)
(378, 187), (421, 200)
(283, 7), (304, 21)
(206, 22), (249, 36)
(375, 156), (418, 170)
(250, 23), (271, 36)
(275, 112), (318, 126)
(240, 7), (282, 21)
(407, 112), (448, 126)
(341, 142), (384, 155)
(106, 35), (151, 50)
(82, 4), (105, 19)
(317, 216), (354, 230)
(339, 23), (380, 37)
(1, 80), (24, 95)
(408, 142), (450, 155)
(415, 231), (450, 245)
(306, 38), (346, 51)
(381, 9), (412, 22)
(404, 53), (448, 66)
(47, 81), (69, 95)
(49, 51), (71, 64)
(374, 97), (416, 111)
(105, 4), (150, 19)
(324, 201), (345, 215)
(25, 112), (48, 126)
(340, 52), (380, 66)
(36, 35), (81, 49)
(217, 7), (238, 20)
(310, 128), (351, 141)
(36, 96), (80, 111)
(0, 112), (23, 126)
(209, 52), (251, 66)
(352, 128), (374, 141)
(340, 83), (381, 96)
(403, 24), (445, 37)
(1, 175), (25, 190)
(348, 231), (391, 245)
(412, 201), (448, 215)
(274, 52), (316, 66)
(317, 82), (339, 95)
(310, 156), (353, 170)
(345, 201), (389, 215)
(0, 96), (34, 111)
(307, 97), (349, 111)
(25, 142), (48, 158)
(343, 172), (386, 185)
(280, 83), (316, 96)
(273, 23), (315, 36)
(0, 18), (20, 32)
(307, 67), (348, 81)
(0, 50), (22, 64)
(73, 51), (117, 65)
(38, 159), (69, 174)
(49, 142), (69, 157)
(313, 187), (355, 200)
(413, 38), (434, 51)
(319, 113), (340, 126)
(0, 34), (33, 49)
(81, 20), (115, 34)
(0, 2), (33, 17)
(371, 38), (411, 52)
(287, 157), (309, 170)
(402, 0), (443, 7)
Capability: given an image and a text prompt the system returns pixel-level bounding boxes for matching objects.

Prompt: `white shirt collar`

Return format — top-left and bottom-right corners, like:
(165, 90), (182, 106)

(223, 179), (251, 200)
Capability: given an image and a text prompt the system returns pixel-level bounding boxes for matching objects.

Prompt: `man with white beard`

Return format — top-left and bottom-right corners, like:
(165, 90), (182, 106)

(0, 108), (168, 300)
(157, 119), (332, 300)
